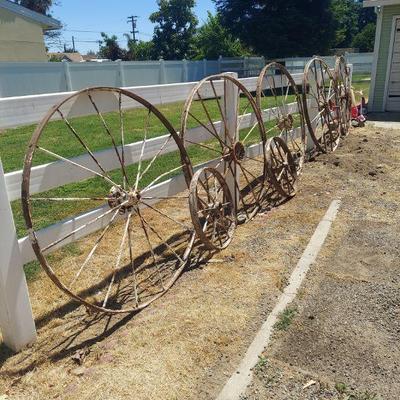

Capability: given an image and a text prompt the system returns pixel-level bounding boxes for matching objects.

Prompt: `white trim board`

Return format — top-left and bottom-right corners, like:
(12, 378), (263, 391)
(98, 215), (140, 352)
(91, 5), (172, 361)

(369, 7), (384, 111)
(364, 0), (400, 7)
(383, 16), (400, 111)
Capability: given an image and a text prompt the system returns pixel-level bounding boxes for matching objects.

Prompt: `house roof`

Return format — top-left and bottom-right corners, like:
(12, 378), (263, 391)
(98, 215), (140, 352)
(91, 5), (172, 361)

(0, 0), (61, 29)
(364, 0), (400, 7)
(48, 52), (84, 62)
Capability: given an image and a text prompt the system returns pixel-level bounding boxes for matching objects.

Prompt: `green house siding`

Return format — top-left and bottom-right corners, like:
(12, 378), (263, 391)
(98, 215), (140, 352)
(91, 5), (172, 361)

(373, 5), (400, 110)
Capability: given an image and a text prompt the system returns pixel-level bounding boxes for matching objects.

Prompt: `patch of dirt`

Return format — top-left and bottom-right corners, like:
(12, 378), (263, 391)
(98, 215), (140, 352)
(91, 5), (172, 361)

(244, 126), (400, 400)
(1, 125), (399, 400)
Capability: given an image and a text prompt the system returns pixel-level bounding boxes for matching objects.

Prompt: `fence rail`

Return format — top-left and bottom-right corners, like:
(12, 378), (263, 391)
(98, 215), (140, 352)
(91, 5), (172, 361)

(0, 53), (371, 98)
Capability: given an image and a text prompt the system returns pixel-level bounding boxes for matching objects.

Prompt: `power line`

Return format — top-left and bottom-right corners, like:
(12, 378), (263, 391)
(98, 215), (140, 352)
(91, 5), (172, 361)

(127, 16), (139, 43)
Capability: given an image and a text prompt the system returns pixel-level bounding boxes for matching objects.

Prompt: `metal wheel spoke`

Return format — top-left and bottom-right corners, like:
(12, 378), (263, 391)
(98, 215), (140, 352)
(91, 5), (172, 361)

(242, 121), (259, 144)
(127, 217), (139, 306)
(243, 154), (264, 165)
(56, 109), (115, 183)
(140, 214), (185, 264)
(135, 110), (151, 191)
(137, 134), (173, 185)
(31, 197), (108, 202)
(141, 163), (184, 193)
(42, 200), (128, 252)
(210, 80), (228, 132)
(69, 208), (121, 287)
(239, 164), (259, 203)
(119, 93), (127, 190)
(195, 92), (227, 147)
(137, 208), (165, 290)
(102, 212), (132, 308)
(228, 163), (251, 219)
(184, 138), (223, 155)
(36, 145), (124, 192)
(87, 92), (130, 187)
(142, 201), (192, 231)
(187, 111), (225, 148)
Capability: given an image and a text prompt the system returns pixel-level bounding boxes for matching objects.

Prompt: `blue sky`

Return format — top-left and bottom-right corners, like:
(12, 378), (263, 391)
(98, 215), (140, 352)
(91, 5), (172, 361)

(51, 0), (216, 53)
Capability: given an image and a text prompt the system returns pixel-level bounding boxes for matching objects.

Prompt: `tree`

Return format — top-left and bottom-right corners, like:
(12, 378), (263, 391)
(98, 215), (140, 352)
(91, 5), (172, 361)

(215, 0), (336, 58)
(150, 0), (198, 60)
(192, 12), (249, 59)
(352, 23), (376, 52)
(99, 33), (127, 61)
(14, 0), (53, 15)
(331, 0), (359, 48)
(124, 35), (155, 60)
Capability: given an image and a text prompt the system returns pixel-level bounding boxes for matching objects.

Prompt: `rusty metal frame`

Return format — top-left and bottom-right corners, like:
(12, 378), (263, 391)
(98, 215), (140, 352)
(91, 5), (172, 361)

(302, 57), (341, 154)
(335, 56), (352, 137)
(256, 62), (307, 174)
(21, 87), (196, 315)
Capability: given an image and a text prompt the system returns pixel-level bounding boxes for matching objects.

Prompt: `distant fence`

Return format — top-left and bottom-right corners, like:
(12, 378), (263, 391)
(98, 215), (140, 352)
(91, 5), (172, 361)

(0, 53), (371, 98)
(281, 52), (373, 75)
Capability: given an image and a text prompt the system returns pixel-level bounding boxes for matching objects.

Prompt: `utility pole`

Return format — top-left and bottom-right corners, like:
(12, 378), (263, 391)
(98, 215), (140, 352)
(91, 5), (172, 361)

(127, 15), (139, 43)
(72, 36), (76, 52)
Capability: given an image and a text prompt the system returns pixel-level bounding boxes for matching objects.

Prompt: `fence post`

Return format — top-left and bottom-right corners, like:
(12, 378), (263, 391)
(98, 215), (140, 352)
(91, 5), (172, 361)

(159, 59), (166, 84)
(63, 61), (73, 92)
(0, 160), (37, 352)
(218, 55), (223, 74)
(203, 58), (207, 78)
(244, 56), (249, 77)
(223, 73), (240, 211)
(348, 63), (354, 88)
(118, 60), (126, 87)
(182, 59), (189, 82)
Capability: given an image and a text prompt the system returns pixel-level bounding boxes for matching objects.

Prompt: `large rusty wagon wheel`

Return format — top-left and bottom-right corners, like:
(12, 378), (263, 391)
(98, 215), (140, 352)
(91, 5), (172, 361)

(302, 57), (341, 153)
(335, 56), (351, 137)
(180, 74), (272, 223)
(256, 62), (307, 174)
(22, 87), (196, 314)
(189, 167), (236, 250)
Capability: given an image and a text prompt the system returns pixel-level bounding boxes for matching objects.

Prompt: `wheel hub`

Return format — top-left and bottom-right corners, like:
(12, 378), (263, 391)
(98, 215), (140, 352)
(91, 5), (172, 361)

(277, 114), (294, 131)
(223, 141), (245, 163)
(107, 186), (141, 212)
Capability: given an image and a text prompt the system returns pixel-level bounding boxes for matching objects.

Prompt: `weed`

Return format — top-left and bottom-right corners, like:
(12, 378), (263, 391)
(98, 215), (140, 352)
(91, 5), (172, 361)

(254, 355), (268, 372)
(274, 307), (297, 331)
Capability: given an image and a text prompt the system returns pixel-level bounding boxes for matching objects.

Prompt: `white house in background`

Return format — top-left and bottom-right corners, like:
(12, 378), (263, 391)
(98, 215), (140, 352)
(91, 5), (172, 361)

(0, 0), (61, 62)
(364, 0), (400, 111)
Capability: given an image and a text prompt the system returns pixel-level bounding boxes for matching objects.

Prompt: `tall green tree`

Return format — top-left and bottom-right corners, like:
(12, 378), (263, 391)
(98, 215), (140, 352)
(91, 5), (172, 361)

(331, 0), (359, 48)
(124, 35), (155, 60)
(215, 0), (336, 58)
(352, 23), (376, 52)
(14, 0), (53, 15)
(150, 0), (198, 60)
(192, 12), (249, 59)
(99, 33), (127, 61)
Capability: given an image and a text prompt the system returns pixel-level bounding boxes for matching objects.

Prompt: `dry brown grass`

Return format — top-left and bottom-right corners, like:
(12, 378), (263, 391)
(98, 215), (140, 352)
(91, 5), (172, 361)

(1, 153), (336, 399)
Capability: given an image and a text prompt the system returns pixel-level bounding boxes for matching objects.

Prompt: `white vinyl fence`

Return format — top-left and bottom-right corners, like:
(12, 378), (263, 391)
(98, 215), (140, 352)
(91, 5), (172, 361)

(0, 53), (370, 98)
(0, 67), (350, 352)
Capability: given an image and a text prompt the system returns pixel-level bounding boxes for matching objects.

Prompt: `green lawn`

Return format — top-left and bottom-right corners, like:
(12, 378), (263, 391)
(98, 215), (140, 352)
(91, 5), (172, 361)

(351, 73), (371, 104)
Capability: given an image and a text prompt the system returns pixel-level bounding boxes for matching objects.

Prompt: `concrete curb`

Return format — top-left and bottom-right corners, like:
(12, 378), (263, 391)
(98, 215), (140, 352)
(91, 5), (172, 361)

(216, 200), (342, 400)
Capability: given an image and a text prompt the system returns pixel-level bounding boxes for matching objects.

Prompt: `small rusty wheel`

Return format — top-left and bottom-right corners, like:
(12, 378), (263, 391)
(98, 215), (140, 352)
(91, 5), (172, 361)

(266, 137), (297, 198)
(181, 74), (268, 224)
(302, 57), (341, 153)
(22, 87), (195, 315)
(335, 56), (351, 137)
(189, 167), (236, 250)
(257, 62), (307, 174)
